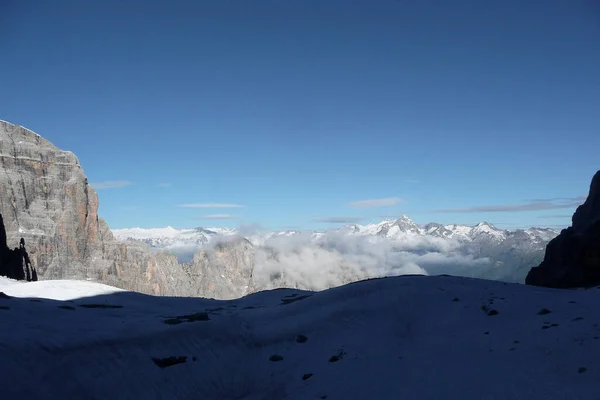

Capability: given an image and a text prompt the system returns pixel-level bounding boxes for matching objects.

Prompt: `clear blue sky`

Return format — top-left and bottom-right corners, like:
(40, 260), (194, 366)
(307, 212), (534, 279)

(1, 0), (598, 230)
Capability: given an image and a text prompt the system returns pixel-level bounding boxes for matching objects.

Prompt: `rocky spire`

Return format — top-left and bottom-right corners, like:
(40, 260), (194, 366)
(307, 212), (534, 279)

(0, 213), (6, 250)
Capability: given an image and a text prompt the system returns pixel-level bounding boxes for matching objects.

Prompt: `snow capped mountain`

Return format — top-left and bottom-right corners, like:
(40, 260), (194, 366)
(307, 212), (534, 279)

(112, 226), (237, 261)
(332, 217), (555, 244)
(113, 226), (236, 245)
(113, 216), (557, 251)
(111, 216), (559, 284)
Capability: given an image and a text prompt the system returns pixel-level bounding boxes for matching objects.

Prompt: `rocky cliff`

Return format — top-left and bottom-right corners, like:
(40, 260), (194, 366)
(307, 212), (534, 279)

(525, 170), (600, 288)
(0, 120), (185, 295)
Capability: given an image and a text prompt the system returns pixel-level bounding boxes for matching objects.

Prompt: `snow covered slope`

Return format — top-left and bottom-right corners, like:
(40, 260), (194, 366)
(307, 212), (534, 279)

(1, 276), (598, 399)
(0, 277), (124, 300)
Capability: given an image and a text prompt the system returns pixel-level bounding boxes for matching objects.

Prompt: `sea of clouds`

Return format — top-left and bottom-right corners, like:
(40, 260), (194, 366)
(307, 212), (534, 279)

(188, 228), (521, 292)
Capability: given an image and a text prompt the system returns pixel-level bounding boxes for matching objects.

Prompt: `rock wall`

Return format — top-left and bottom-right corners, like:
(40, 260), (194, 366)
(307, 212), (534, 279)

(0, 120), (183, 295)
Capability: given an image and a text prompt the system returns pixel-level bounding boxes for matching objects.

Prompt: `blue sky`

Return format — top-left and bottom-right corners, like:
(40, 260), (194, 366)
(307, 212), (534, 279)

(1, 0), (598, 231)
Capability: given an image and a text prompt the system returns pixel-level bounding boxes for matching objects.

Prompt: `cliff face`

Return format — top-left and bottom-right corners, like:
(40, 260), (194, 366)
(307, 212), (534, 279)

(171, 237), (256, 300)
(526, 171), (600, 288)
(0, 120), (182, 295)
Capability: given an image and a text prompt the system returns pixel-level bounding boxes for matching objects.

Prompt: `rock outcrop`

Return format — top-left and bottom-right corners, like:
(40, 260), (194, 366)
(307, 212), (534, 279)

(0, 212), (36, 281)
(525, 171), (600, 288)
(0, 120), (184, 295)
(183, 237), (256, 299)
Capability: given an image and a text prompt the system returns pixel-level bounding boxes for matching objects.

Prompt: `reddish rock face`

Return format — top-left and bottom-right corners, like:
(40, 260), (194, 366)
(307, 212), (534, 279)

(0, 120), (181, 294)
(526, 171), (600, 288)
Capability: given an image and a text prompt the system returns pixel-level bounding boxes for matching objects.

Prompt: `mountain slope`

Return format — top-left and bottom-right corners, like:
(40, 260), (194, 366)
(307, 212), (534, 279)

(0, 275), (598, 399)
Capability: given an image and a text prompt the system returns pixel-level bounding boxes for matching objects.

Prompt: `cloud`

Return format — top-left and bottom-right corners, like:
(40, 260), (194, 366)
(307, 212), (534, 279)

(198, 214), (241, 220)
(313, 217), (364, 224)
(404, 179), (419, 183)
(348, 197), (402, 207)
(156, 183), (172, 188)
(537, 214), (573, 219)
(90, 180), (132, 189)
(149, 219), (554, 291)
(179, 203), (245, 208)
(247, 231), (504, 292)
(529, 195), (587, 203)
(434, 197), (585, 213)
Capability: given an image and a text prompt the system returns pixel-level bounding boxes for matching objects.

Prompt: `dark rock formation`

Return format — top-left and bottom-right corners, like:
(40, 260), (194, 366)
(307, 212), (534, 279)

(0, 213), (37, 281)
(572, 171), (600, 234)
(526, 171), (600, 288)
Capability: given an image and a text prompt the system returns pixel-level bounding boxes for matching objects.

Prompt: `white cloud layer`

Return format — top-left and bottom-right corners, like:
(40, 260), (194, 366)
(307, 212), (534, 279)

(248, 232), (495, 292)
(153, 227), (539, 292)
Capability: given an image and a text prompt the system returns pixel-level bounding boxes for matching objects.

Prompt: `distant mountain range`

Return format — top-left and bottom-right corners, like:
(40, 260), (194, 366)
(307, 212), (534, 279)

(113, 216), (559, 284)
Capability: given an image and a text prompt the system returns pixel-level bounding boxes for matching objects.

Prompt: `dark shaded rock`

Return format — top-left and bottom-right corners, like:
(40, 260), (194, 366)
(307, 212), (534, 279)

(572, 171), (600, 234)
(537, 308), (552, 315)
(302, 373), (313, 381)
(0, 214), (36, 281)
(526, 171), (600, 288)
(152, 356), (187, 368)
(269, 354), (283, 362)
(296, 334), (308, 343)
(78, 304), (123, 309)
(280, 294), (312, 305)
(542, 323), (559, 329)
(328, 350), (346, 362)
(480, 305), (499, 316)
(163, 312), (210, 325)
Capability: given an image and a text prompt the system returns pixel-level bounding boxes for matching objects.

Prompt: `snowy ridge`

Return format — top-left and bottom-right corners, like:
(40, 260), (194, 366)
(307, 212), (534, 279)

(112, 216), (558, 260)
(111, 217), (559, 285)
(0, 276), (598, 399)
(113, 216), (557, 249)
(113, 226), (237, 254)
